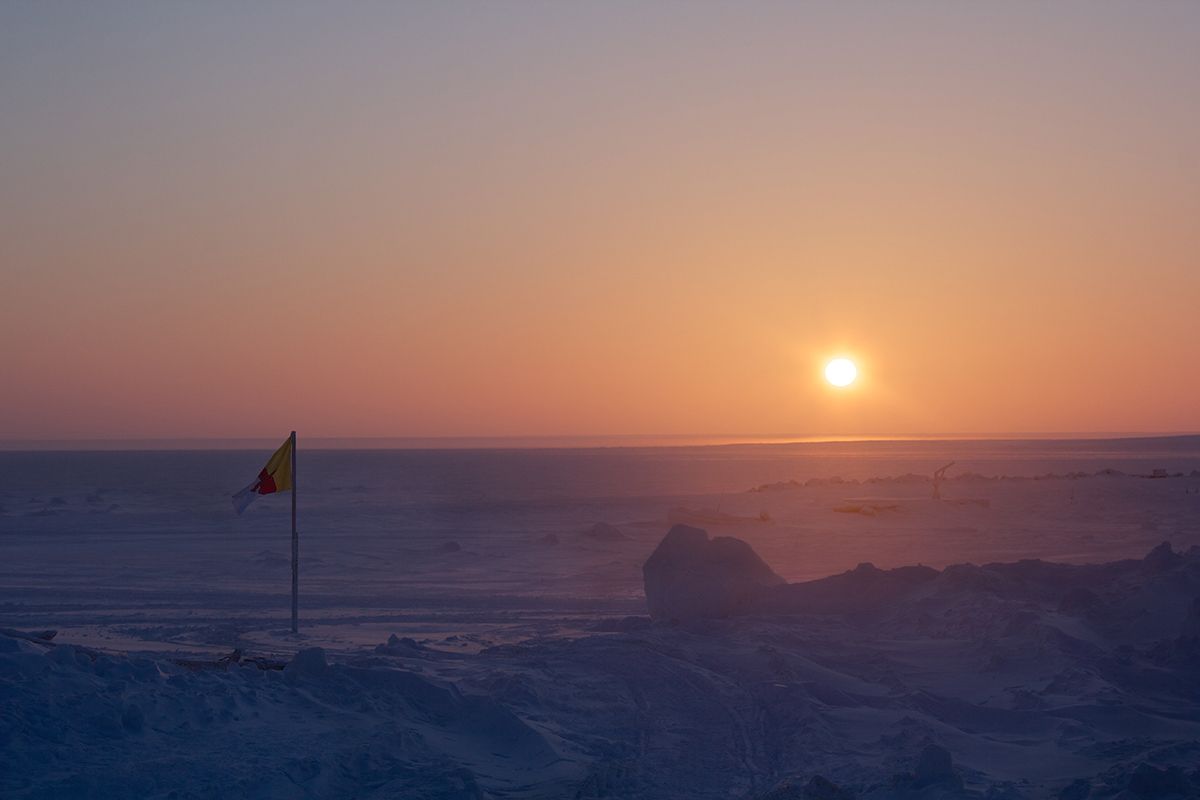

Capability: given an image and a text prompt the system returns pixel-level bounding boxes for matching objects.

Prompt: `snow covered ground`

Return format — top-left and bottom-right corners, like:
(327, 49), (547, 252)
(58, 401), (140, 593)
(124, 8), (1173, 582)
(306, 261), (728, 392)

(2, 438), (1200, 797)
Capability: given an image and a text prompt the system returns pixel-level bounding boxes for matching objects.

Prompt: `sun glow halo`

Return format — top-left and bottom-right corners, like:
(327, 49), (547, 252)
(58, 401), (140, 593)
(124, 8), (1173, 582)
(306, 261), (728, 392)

(824, 358), (857, 387)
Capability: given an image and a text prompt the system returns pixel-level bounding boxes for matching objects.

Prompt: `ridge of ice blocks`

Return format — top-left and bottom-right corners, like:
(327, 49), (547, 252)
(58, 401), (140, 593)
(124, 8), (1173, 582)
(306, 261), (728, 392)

(643, 528), (1200, 643)
(5, 536), (1200, 798)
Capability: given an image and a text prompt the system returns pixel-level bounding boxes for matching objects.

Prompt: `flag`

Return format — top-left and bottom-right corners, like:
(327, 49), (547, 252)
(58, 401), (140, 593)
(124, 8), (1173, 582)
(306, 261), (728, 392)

(232, 436), (294, 514)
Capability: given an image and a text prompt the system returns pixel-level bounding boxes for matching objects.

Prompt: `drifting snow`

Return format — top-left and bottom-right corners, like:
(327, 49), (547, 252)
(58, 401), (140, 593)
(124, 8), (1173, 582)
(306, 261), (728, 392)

(4, 535), (1200, 798)
(4, 444), (1200, 797)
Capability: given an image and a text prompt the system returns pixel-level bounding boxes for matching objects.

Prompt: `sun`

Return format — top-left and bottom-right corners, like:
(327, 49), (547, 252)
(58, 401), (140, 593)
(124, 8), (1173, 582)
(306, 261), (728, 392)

(824, 358), (857, 387)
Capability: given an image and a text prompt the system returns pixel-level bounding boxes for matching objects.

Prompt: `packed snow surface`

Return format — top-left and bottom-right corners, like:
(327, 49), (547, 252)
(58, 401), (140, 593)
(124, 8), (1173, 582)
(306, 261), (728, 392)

(3, 438), (1200, 797)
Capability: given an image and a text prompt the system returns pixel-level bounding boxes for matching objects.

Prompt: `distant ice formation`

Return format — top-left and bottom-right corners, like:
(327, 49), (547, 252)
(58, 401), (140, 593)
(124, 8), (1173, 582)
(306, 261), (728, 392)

(643, 524), (785, 620)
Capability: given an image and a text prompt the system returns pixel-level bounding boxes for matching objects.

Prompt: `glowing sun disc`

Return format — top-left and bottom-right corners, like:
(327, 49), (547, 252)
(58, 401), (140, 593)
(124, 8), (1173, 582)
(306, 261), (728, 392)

(825, 358), (857, 387)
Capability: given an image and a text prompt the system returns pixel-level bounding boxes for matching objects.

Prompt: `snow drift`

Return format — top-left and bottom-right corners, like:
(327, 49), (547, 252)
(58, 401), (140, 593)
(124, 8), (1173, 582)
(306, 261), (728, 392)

(4, 532), (1200, 799)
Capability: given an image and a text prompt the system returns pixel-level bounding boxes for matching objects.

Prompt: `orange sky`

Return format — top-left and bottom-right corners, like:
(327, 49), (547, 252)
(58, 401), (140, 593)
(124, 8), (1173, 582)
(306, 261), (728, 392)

(2, 4), (1198, 440)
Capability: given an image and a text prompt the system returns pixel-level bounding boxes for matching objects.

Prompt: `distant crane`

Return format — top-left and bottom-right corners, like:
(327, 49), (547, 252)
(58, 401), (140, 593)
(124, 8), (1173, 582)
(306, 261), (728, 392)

(932, 461), (956, 500)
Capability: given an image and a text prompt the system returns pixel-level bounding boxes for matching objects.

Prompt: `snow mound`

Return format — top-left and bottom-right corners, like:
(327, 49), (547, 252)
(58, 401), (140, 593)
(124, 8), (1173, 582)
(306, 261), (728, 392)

(766, 562), (939, 616)
(643, 524), (784, 620)
(0, 632), (575, 798)
(284, 646), (328, 679)
(375, 634), (428, 656)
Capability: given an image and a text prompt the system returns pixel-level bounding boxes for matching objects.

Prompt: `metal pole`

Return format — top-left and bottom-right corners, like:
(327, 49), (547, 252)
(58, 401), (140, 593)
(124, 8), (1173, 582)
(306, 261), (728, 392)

(290, 430), (298, 634)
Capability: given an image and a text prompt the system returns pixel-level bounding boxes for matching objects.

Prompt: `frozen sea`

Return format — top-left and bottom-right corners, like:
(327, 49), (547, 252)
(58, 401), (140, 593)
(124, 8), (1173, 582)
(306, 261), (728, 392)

(3, 437), (1200, 798)
(2, 436), (1199, 656)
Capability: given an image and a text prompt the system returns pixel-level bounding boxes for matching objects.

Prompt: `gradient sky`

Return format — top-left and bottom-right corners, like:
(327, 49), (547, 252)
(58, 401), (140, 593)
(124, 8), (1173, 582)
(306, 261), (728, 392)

(2, 2), (1198, 440)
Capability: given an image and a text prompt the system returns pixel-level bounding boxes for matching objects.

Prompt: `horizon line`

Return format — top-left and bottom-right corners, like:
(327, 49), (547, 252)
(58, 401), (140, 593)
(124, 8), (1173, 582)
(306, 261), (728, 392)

(2, 431), (1199, 452)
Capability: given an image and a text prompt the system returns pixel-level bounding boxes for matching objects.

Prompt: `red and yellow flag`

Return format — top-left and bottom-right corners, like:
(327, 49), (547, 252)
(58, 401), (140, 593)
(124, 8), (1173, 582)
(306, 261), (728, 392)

(232, 436), (293, 514)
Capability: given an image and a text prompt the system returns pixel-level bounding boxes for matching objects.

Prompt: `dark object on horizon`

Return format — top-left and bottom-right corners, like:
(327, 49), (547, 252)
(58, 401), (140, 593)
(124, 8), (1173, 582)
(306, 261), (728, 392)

(582, 522), (629, 541)
(536, 532), (560, 545)
(932, 461), (956, 499)
(437, 540), (462, 553)
(832, 501), (900, 516)
(1137, 468), (1184, 479)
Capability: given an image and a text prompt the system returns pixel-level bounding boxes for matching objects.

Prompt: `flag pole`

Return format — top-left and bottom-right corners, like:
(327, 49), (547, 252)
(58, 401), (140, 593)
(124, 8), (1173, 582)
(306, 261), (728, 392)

(290, 430), (298, 634)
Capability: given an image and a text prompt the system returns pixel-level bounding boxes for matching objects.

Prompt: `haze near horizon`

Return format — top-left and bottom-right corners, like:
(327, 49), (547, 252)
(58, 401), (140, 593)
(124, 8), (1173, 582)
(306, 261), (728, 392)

(3, 2), (1198, 439)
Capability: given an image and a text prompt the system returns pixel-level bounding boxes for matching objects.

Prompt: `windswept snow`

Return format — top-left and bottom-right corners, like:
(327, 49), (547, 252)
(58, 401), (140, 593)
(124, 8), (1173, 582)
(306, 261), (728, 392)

(4, 536), (1200, 798)
(3, 441), (1200, 798)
